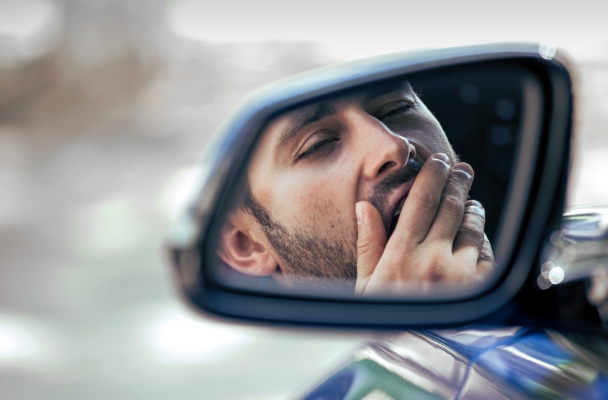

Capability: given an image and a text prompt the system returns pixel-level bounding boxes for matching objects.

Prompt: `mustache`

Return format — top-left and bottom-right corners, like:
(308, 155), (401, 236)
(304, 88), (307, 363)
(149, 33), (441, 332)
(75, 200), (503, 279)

(368, 159), (423, 215)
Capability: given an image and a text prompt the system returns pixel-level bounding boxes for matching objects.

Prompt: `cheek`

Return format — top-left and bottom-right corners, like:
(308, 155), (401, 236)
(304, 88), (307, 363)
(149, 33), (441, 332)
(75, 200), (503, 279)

(303, 190), (358, 244)
(276, 178), (348, 222)
(263, 163), (358, 234)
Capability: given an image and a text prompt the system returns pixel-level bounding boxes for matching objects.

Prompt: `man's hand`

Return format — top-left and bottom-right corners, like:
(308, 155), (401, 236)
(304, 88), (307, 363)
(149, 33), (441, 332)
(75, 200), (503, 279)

(355, 153), (495, 295)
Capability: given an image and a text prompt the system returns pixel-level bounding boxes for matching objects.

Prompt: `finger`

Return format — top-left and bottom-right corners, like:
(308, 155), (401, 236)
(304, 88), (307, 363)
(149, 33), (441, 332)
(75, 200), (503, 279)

(355, 201), (387, 294)
(477, 234), (496, 277)
(425, 162), (474, 243)
(391, 153), (450, 244)
(452, 200), (486, 271)
(453, 200), (486, 254)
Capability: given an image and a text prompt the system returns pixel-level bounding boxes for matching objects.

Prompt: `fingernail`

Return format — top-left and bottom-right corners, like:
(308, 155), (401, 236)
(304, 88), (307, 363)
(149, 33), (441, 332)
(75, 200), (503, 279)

(431, 153), (450, 163)
(465, 200), (485, 218)
(452, 163), (473, 173)
(355, 202), (363, 225)
(466, 200), (483, 208)
(452, 163), (473, 180)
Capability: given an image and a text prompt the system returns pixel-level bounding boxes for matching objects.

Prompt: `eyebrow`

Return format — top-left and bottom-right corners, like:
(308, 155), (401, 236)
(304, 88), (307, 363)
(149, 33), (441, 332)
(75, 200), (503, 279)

(276, 102), (337, 151)
(362, 80), (414, 102)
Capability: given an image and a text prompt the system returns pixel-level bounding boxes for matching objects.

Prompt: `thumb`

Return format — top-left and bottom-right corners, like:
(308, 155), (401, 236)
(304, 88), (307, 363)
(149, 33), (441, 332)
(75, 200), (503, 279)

(355, 201), (387, 294)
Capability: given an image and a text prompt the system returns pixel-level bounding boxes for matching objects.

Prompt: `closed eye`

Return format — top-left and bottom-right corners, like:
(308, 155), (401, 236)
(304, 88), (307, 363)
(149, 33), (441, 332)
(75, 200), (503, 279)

(298, 137), (339, 160)
(378, 104), (413, 121)
(376, 99), (416, 122)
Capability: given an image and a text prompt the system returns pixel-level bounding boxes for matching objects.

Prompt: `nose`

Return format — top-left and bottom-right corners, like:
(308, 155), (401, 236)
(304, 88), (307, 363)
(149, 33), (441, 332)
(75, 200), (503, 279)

(353, 112), (416, 182)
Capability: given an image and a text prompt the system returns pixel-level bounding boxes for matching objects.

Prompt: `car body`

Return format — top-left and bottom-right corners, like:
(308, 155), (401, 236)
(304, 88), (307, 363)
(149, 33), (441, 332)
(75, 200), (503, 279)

(301, 327), (608, 399)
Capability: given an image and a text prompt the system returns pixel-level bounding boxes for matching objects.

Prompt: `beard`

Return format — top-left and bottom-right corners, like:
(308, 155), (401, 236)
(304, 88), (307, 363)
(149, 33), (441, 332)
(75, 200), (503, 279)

(243, 159), (423, 290)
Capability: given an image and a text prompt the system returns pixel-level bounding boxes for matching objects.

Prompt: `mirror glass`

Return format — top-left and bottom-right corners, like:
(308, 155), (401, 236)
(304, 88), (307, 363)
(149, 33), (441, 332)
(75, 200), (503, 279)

(207, 62), (543, 299)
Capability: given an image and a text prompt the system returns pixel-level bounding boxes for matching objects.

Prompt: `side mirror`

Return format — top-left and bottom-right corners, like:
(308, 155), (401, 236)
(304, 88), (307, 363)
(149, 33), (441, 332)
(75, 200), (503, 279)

(166, 44), (575, 328)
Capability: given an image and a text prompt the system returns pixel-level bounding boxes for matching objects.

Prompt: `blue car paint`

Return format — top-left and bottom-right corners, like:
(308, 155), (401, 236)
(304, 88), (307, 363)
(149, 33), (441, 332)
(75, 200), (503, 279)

(302, 328), (608, 399)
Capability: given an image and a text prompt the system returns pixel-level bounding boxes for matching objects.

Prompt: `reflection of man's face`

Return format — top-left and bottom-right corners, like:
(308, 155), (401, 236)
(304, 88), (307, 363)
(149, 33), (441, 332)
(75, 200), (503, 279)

(224, 81), (458, 289)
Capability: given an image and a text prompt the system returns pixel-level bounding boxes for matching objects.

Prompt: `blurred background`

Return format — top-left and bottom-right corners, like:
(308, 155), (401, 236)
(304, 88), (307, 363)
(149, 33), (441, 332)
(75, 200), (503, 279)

(0, 0), (607, 398)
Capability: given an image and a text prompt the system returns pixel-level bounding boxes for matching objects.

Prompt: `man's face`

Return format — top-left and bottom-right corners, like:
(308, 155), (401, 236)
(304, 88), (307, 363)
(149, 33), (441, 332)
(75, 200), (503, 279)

(232, 81), (457, 288)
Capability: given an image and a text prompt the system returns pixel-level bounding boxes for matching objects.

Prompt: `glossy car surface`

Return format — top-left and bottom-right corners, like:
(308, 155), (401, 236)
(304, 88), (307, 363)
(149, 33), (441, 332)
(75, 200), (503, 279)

(303, 328), (608, 399)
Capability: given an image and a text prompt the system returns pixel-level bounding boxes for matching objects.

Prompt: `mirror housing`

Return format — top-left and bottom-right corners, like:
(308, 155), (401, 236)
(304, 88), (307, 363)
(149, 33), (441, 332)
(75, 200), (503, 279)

(166, 43), (575, 328)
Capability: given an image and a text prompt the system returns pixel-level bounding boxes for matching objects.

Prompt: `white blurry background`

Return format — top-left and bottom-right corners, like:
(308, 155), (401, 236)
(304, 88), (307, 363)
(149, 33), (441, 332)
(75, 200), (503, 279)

(0, 0), (607, 399)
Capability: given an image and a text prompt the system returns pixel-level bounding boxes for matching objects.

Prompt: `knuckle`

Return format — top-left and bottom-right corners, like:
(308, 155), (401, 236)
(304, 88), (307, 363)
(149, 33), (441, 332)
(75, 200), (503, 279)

(458, 225), (484, 243)
(447, 173), (470, 191)
(419, 255), (449, 282)
(385, 252), (411, 267)
(412, 192), (438, 212)
(478, 251), (495, 263)
(357, 240), (375, 256)
(440, 194), (464, 215)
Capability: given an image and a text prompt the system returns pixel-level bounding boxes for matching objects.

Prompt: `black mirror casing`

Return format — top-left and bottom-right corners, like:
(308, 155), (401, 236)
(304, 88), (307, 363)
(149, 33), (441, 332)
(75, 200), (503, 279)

(165, 43), (577, 329)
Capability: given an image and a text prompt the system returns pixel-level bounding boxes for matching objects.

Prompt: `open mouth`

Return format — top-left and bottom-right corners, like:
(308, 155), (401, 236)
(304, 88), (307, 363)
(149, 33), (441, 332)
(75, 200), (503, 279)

(375, 158), (422, 238)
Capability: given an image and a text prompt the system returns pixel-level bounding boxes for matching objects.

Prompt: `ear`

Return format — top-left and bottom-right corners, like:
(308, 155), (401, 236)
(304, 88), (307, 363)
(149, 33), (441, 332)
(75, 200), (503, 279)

(217, 210), (279, 276)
